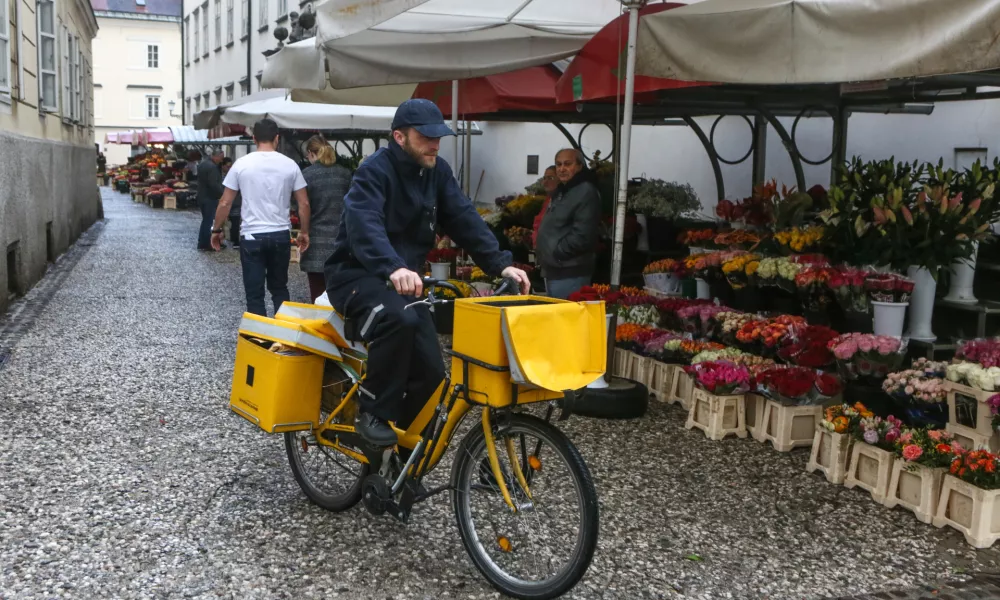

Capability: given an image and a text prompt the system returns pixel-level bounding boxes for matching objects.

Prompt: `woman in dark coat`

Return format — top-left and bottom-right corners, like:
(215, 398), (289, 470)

(301, 135), (352, 301)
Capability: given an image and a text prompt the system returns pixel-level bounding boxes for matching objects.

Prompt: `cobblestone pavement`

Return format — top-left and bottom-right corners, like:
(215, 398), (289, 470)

(2, 188), (1000, 600)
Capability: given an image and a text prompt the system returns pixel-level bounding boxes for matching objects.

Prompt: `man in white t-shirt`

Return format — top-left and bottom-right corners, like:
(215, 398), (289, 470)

(211, 118), (311, 316)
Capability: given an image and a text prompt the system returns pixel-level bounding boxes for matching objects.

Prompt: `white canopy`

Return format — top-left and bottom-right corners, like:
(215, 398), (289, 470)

(193, 88), (289, 129)
(634, 0), (1000, 85)
(220, 97), (399, 131)
(262, 0), (623, 92)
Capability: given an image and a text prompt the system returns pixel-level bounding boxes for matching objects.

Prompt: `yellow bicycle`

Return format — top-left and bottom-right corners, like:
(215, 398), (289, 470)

(229, 278), (607, 599)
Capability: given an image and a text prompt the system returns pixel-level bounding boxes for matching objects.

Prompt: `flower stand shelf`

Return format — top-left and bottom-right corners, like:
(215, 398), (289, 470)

(944, 381), (998, 451)
(933, 475), (1000, 548)
(649, 362), (676, 403)
(745, 393), (767, 442)
(631, 355), (655, 388)
(669, 369), (694, 409)
(685, 387), (746, 441)
(807, 426), (852, 485)
(613, 348), (634, 379)
(759, 401), (821, 452)
(845, 444), (895, 504)
(884, 463), (945, 524)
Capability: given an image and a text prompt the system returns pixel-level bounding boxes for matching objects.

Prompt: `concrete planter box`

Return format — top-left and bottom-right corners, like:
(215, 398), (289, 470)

(745, 393), (767, 442)
(845, 443), (895, 503)
(649, 362), (676, 403)
(807, 426), (852, 485)
(685, 387), (746, 441)
(934, 475), (1000, 548)
(884, 462), (945, 524)
(760, 401), (821, 452)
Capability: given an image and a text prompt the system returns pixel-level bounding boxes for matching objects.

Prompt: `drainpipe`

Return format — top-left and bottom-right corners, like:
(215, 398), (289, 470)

(180, 17), (185, 123)
(246, 3), (252, 95)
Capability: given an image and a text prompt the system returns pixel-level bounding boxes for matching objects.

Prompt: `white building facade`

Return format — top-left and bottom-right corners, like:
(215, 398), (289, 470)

(91, 0), (183, 166)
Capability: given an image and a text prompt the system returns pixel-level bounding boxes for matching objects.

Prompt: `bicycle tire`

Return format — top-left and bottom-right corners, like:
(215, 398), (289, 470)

(450, 414), (599, 600)
(284, 431), (369, 512)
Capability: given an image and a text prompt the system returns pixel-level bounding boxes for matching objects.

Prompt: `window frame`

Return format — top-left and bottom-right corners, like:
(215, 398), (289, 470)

(75, 38), (82, 123)
(213, 0), (221, 49)
(201, 2), (208, 57)
(240, 0), (248, 38)
(146, 94), (159, 119)
(226, 0), (233, 44)
(258, 0), (267, 27)
(147, 44), (159, 68)
(0, 0), (11, 96)
(193, 9), (199, 57)
(37, 0), (59, 112)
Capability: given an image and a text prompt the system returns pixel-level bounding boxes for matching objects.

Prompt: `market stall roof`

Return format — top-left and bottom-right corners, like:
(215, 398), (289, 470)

(554, 2), (711, 104)
(263, 0), (625, 92)
(219, 97), (399, 132)
(192, 88), (290, 129)
(104, 132), (119, 144)
(632, 0), (1000, 85)
(412, 64), (573, 119)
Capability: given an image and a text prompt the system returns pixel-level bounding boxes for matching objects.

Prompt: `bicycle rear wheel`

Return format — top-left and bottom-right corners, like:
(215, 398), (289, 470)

(451, 413), (599, 600)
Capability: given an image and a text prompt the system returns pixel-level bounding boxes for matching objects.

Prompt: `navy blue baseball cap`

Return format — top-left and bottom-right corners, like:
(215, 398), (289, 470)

(391, 99), (456, 138)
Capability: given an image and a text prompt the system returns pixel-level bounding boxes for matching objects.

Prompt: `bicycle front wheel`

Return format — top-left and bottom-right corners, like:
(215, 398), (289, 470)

(451, 413), (599, 600)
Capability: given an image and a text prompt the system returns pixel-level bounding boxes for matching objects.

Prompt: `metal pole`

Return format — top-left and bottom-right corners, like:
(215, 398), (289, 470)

(464, 119), (472, 196)
(452, 80), (459, 179)
(610, 1), (644, 289)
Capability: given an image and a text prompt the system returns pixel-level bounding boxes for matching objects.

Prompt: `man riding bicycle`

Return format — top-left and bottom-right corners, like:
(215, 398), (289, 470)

(324, 99), (530, 447)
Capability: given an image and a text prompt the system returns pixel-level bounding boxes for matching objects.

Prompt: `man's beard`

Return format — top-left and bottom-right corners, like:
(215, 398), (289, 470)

(402, 137), (436, 168)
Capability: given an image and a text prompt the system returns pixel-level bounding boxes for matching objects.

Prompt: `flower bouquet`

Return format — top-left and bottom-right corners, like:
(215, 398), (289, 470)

(641, 331), (684, 361)
(615, 324), (655, 352)
(946, 362), (1000, 391)
(629, 179), (701, 219)
(821, 402), (874, 434)
(756, 365), (843, 405)
(828, 333), (906, 382)
(616, 303), (661, 328)
(504, 226), (534, 249)
(854, 414), (906, 451)
(956, 338), (1000, 369)
(777, 324), (839, 369)
(691, 347), (748, 364)
(795, 266), (837, 314)
(949, 450), (1000, 489)
(642, 258), (685, 293)
(678, 228), (717, 249)
(427, 247), (458, 264)
(714, 311), (754, 346)
(714, 230), (761, 250)
(896, 428), (962, 469)
(684, 360), (752, 395)
(722, 253), (760, 290)
(864, 273), (914, 303)
(774, 226), (824, 254)
(827, 266), (872, 316)
(662, 339), (726, 365)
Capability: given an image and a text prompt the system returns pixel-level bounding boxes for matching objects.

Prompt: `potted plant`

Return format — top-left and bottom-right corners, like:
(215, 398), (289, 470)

(427, 247), (458, 280)
(864, 272), (913, 338)
(629, 179), (701, 252)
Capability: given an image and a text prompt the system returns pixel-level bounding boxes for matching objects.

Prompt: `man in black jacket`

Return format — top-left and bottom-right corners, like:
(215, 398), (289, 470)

(325, 99), (530, 446)
(197, 150), (225, 250)
(536, 149), (602, 299)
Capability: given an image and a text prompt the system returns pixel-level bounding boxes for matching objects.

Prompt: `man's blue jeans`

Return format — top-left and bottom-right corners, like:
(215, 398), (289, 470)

(240, 230), (291, 316)
(198, 198), (218, 249)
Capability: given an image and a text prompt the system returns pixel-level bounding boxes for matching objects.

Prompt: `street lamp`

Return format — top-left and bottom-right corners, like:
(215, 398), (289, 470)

(168, 100), (177, 117)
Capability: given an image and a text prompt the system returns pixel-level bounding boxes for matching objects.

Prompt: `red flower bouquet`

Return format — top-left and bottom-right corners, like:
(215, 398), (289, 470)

(427, 247), (459, 263)
(957, 338), (1000, 369)
(685, 360), (752, 395)
(777, 325), (838, 368)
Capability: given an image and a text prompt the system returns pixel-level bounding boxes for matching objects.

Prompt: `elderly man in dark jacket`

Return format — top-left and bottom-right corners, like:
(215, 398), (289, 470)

(536, 148), (602, 299)
(197, 150), (226, 250)
(324, 99), (530, 446)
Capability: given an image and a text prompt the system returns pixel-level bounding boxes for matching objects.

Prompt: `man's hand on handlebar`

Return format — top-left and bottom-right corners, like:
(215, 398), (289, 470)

(390, 268), (424, 297)
(501, 266), (532, 295)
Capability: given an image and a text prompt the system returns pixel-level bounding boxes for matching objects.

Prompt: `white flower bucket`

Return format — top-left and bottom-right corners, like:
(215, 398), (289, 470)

(905, 266), (937, 342)
(944, 242), (979, 304)
(643, 273), (655, 289)
(658, 274), (682, 294)
(696, 278), (711, 299)
(872, 301), (908, 338)
(430, 262), (451, 280)
(470, 282), (493, 296)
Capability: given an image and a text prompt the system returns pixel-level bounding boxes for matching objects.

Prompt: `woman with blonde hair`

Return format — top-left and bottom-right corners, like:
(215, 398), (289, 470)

(301, 135), (352, 301)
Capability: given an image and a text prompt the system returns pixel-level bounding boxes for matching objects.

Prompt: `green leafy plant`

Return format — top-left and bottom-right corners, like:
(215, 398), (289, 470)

(629, 178), (701, 219)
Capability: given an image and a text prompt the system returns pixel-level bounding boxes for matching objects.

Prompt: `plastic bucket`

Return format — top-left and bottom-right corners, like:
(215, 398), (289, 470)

(430, 262), (451, 280)
(695, 278), (711, 300)
(872, 301), (908, 338)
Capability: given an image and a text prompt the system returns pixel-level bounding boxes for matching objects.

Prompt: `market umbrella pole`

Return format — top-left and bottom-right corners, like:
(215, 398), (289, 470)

(610, 1), (643, 290)
(452, 80), (459, 181)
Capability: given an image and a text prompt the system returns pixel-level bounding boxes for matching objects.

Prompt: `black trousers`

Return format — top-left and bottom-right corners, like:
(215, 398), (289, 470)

(239, 231), (291, 317)
(327, 272), (445, 428)
(198, 197), (218, 249)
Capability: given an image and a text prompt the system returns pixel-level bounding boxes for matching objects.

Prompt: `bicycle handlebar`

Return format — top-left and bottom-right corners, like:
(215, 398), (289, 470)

(386, 276), (522, 301)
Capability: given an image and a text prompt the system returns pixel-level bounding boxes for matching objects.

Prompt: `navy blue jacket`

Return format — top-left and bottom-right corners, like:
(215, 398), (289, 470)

(325, 141), (512, 281)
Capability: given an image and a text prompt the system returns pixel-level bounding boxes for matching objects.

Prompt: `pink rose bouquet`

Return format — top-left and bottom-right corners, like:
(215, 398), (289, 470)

(828, 333), (906, 381)
(684, 360), (752, 395)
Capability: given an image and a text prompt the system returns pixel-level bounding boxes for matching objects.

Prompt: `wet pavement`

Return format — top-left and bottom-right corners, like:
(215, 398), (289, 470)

(1, 188), (1000, 600)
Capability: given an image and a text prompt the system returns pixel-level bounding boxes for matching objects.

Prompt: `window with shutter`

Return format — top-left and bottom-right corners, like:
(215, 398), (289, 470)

(0, 0), (11, 95)
(37, 0), (58, 112)
(226, 0), (233, 43)
(214, 0), (220, 49)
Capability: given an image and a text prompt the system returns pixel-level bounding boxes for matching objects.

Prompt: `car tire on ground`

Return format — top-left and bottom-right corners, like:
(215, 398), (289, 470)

(569, 377), (649, 419)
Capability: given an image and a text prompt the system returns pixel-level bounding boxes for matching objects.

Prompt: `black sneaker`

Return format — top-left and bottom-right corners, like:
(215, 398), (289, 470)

(355, 412), (398, 447)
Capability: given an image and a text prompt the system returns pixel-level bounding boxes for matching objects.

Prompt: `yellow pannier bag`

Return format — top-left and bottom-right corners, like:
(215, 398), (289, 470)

(451, 297), (606, 407)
